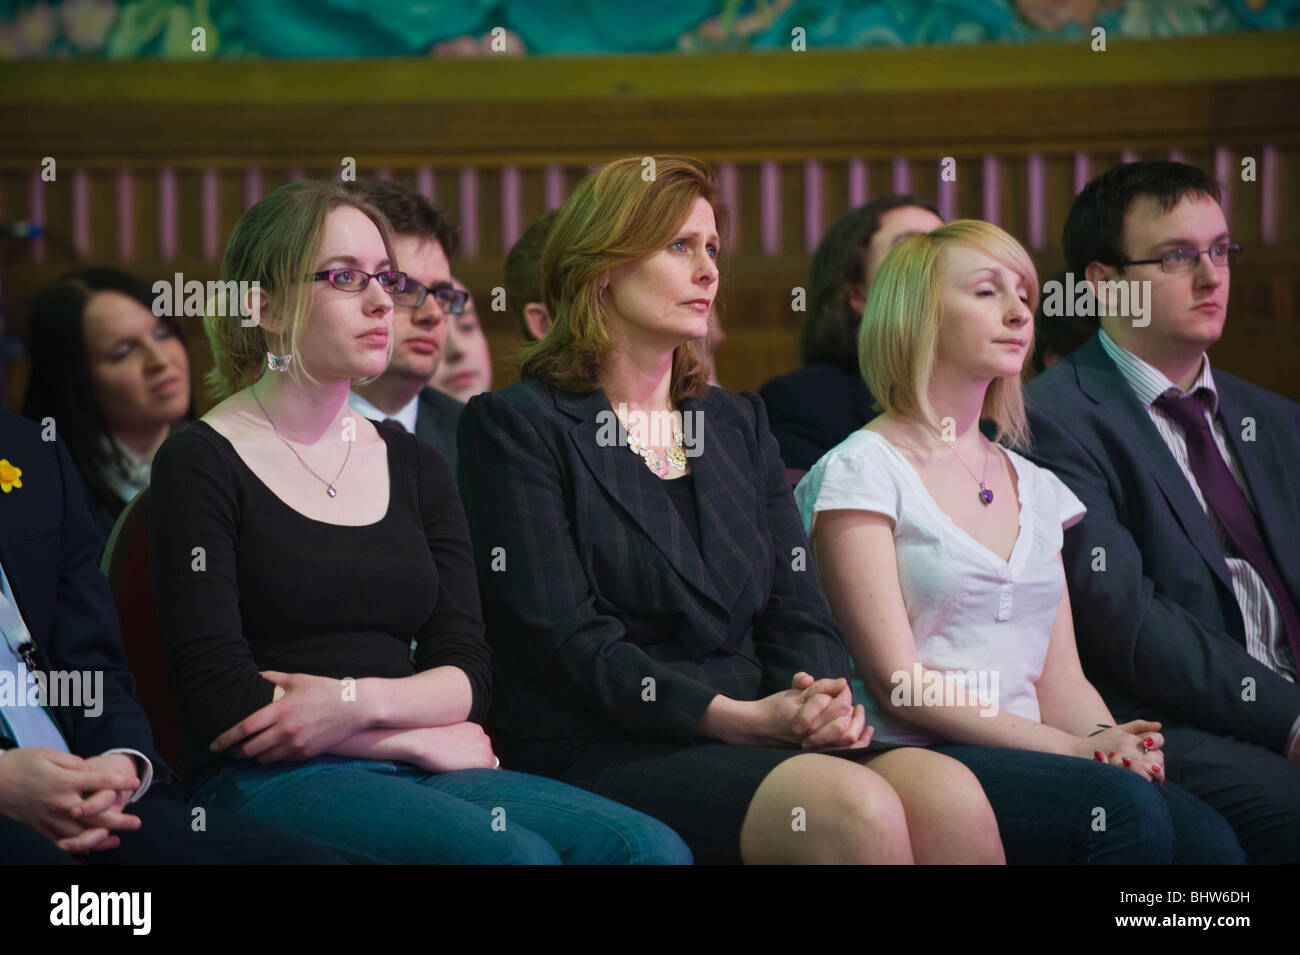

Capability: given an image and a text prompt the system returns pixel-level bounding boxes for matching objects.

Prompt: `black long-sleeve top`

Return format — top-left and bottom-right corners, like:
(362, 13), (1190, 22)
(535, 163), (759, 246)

(149, 418), (490, 784)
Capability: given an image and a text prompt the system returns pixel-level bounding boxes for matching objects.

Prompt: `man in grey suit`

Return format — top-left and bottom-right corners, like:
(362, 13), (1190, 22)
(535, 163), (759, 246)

(1025, 161), (1300, 862)
(347, 179), (468, 472)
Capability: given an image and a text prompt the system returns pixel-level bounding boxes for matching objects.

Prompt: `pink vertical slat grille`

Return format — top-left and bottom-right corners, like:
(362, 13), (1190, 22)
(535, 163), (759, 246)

(891, 157), (910, 195)
(501, 165), (522, 253)
(544, 165), (565, 211)
(718, 162), (738, 251)
(847, 158), (868, 209)
(1260, 144), (1278, 246)
(760, 161), (780, 257)
(117, 168), (135, 262)
(201, 167), (219, 264)
(28, 170), (45, 262)
(937, 158), (957, 221)
(803, 160), (823, 254)
(1026, 153), (1046, 251)
(159, 166), (178, 263)
(1073, 151), (1090, 196)
(981, 154), (1000, 226)
(72, 168), (91, 259)
(417, 166), (436, 202)
(458, 166), (479, 258)
(1214, 146), (1233, 218)
(243, 167), (262, 211)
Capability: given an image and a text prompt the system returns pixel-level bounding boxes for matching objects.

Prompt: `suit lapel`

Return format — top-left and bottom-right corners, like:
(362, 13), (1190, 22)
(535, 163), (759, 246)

(0, 523), (28, 629)
(556, 388), (727, 612)
(1216, 380), (1300, 603)
(415, 389), (438, 445)
(1073, 337), (1235, 596)
(686, 392), (758, 616)
(0, 471), (73, 745)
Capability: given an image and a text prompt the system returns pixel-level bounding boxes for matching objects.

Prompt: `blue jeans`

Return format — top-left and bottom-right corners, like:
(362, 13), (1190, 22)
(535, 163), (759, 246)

(192, 756), (692, 865)
(935, 745), (1246, 864)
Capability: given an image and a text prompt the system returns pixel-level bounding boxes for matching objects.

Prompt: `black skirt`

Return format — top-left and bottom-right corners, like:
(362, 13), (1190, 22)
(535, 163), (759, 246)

(515, 736), (880, 864)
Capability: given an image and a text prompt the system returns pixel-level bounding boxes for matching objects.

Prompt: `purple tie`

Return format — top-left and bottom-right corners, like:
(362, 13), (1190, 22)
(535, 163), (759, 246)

(1154, 390), (1300, 667)
(380, 418), (406, 432)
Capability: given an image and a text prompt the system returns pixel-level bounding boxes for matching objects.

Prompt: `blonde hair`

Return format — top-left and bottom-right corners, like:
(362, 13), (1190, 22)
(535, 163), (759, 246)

(859, 219), (1038, 449)
(204, 179), (395, 399)
(519, 156), (726, 403)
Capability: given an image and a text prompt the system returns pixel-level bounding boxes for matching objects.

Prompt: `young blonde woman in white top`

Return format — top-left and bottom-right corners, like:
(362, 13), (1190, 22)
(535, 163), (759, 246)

(797, 220), (1243, 864)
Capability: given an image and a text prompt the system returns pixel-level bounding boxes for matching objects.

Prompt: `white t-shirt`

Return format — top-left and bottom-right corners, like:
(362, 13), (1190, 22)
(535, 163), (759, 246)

(795, 428), (1086, 746)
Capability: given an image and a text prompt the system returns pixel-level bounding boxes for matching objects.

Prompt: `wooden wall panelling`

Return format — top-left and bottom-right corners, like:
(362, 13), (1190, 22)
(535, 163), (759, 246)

(2, 38), (1297, 407)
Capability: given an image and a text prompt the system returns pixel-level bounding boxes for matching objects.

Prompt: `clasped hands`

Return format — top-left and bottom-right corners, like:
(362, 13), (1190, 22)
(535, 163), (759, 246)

(1083, 719), (1166, 784)
(0, 748), (141, 855)
(755, 671), (874, 751)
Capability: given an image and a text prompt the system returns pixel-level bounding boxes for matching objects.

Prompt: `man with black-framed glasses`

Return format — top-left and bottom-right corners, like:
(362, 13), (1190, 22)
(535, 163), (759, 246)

(1025, 160), (1300, 862)
(345, 179), (467, 473)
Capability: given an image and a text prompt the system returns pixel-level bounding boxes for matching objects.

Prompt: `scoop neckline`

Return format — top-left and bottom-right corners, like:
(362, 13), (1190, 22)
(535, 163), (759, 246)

(192, 418), (397, 529)
(851, 427), (1029, 569)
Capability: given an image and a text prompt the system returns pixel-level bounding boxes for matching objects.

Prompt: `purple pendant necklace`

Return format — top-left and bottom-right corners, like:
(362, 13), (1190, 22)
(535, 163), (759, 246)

(942, 433), (994, 506)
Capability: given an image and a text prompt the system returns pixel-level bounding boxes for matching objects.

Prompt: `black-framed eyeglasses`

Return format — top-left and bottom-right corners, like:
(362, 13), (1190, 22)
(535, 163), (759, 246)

(1118, 243), (1242, 274)
(390, 278), (469, 315)
(312, 268), (408, 294)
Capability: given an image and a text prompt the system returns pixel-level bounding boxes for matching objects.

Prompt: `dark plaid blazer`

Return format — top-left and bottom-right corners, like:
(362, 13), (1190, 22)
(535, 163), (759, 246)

(1025, 334), (1300, 753)
(457, 379), (851, 745)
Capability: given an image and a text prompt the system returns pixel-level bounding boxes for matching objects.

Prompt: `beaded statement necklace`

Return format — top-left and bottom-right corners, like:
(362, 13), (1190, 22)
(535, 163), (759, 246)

(624, 425), (686, 476)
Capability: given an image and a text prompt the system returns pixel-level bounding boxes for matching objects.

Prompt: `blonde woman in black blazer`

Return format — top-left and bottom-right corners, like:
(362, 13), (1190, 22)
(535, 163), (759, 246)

(458, 156), (1004, 865)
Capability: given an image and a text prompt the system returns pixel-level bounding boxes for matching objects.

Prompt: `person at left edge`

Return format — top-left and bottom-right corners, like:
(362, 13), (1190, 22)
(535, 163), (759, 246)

(0, 410), (344, 864)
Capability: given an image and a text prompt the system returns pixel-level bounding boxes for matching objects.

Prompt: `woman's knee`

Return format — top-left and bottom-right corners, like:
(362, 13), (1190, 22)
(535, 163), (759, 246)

(743, 754), (913, 864)
(864, 748), (1004, 863)
(868, 748), (995, 815)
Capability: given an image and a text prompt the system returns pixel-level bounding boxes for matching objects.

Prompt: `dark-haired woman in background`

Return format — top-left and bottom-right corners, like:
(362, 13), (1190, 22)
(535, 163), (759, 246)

(23, 268), (192, 530)
(759, 196), (941, 485)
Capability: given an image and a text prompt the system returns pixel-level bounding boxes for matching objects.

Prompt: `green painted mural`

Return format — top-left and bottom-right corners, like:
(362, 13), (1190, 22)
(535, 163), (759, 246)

(1, 0), (1297, 59)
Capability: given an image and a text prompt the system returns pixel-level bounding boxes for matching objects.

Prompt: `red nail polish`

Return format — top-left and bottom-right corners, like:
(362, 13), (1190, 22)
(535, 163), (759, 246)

(1153, 765), (1162, 773)
(1094, 750), (1104, 761)
(1145, 737), (1154, 747)
(1108, 752), (1116, 759)
(1122, 758), (1131, 767)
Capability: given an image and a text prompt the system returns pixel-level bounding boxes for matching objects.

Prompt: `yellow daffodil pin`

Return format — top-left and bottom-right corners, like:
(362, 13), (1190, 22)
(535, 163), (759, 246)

(0, 459), (22, 493)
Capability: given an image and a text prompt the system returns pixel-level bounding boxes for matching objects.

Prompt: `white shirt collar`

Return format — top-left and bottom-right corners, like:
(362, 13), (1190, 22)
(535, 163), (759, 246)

(348, 390), (420, 434)
(1097, 328), (1219, 414)
(98, 435), (152, 504)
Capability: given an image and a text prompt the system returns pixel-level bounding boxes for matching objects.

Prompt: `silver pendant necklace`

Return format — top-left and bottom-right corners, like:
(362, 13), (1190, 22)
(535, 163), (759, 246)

(251, 384), (351, 497)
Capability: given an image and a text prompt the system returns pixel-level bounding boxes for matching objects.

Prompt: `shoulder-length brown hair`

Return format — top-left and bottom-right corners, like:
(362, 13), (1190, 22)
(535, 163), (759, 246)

(519, 156), (727, 403)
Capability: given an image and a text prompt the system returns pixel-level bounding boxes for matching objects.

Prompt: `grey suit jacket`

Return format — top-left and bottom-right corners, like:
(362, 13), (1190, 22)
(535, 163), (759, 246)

(1024, 334), (1300, 752)
(415, 386), (465, 475)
